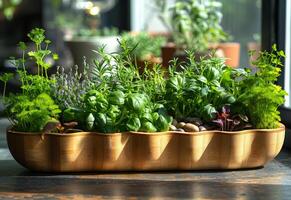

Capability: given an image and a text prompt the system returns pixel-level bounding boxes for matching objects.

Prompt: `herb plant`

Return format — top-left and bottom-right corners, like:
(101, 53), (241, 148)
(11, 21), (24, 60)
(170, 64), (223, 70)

(170, 0), (228, 51)
(1, 27), (287, 133)
(235, 45), (287, 129)
(121, 32), (166, 61)
(51, 65), (91, 111)
(211, 105), (250, 131)
(61, 45), (172, 133)
(165, 51), (236, 121)
(74, 27), (119, 38)
(0, 28), (61, 132)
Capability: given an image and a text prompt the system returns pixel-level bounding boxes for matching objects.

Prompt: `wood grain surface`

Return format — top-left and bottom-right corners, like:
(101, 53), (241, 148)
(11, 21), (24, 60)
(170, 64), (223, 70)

(0, 150), (291, 199)
(6, 126), (285, 172)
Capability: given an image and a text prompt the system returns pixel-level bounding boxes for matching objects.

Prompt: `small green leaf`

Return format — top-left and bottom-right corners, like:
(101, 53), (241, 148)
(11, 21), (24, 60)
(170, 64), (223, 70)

(126, 117), (141, 131)
(140, 121), (157, 132)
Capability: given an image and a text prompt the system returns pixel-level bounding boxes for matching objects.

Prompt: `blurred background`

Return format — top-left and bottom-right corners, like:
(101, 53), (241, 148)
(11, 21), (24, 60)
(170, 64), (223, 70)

(0, 0), (261, 67)
(0, 0), (279, 112)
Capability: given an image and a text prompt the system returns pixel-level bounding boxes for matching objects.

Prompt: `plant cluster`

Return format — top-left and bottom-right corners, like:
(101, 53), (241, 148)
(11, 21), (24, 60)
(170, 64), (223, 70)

(74, 27), (119, 38)
(211, 105), (250, 131)
(60, 44), (172, 133)
(0, 28), (61, 132)
(171, 0), (228, 51)
(0, 28), (287, 133)
(235, 46), (287, 129)
(154, 0), (228, 52)
(163, 45), (286, 129)
(121, 32), (166, 61)
(165, 52), (235, 121)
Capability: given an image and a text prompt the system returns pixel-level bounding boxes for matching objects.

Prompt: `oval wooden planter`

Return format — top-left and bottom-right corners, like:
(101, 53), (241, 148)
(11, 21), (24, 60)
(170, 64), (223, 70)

(6, 125), (285, 172)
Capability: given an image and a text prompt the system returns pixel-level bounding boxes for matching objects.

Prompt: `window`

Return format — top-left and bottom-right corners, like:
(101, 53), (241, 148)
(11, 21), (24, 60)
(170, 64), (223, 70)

(284, 0), (291, 107)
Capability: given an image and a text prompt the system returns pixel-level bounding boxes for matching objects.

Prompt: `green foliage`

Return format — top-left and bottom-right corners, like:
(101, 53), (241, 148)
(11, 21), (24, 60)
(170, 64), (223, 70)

(6, 28), (57, 99)
(0, 28), (61, 132)
(61, 45), (172, 133)
(170, 0), (228, 51)
(3, 28), (286, 133)
(235, 45), (287, 129)
(75, 27), (119, 38)
(165, 51), (235, 121)
(51, 65), (91, 111)
(0, 73), (13, 98)
(7, 93), (61, 132)
(121, 32), (166, 60)
(80, 89), (172, 133)
(0, 0), (22, 20)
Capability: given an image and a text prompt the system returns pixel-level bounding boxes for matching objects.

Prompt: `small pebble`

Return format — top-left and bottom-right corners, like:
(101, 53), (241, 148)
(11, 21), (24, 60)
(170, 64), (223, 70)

(176, 128), (185, 132)
(172, 119), (178, 126)
(183, 123), (200, 132)
(199, 126), (207, 131)
(170, 125), (177, 131)
(177, 122), (186, 128)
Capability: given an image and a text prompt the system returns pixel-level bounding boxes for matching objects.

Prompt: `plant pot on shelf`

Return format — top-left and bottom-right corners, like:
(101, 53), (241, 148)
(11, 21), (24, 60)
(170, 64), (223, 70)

(136, 56), (162, 74)
(7, 125), (285, 172)
(161, 43), (224, 68)
(161, 43), (177, 67)
(65, 36), (120, 72)
(247, 42), (261, 66)
(215, 42), (241, 68)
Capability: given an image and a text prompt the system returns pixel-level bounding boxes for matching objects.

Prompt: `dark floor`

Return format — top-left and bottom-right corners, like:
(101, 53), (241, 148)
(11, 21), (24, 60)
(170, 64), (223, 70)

(1, 118), (291, 199)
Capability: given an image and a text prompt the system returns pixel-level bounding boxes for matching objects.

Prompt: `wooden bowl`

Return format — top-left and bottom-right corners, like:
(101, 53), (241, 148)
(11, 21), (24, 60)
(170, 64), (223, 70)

(6, 125), (285, 172)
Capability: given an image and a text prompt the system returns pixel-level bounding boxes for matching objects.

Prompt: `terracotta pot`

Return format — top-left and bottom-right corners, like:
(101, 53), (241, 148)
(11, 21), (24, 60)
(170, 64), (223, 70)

(136, 56), (162, 74)
(161, 43), (177, 67)
(130, 31), (171, 38)
(162, 43), (226, 68)
(7, 125), (285, 172)
(216, 42), (241, 68)
(247, 42), (261, 66)
(161, 43), (212, 68)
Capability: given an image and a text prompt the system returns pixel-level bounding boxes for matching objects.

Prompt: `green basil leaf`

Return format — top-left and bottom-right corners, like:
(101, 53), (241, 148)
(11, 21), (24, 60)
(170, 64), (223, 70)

(108, 105), (120, 120)
(156, 114), (172, 132)
(202, 104), (217, 120)
(140, 112), (153, 122)
(152, 112), (160, 121)
(109, 90), (125, 105)
(140, 121), (157, 132)
(126, 93), (147, 113)
(94, 113), (107, 130)
(126, 117), (141, 131)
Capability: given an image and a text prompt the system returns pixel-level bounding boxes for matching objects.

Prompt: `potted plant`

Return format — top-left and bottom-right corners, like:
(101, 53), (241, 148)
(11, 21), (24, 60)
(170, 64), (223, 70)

(247, 33), (261, 66)
(2, 28), (286, 172)
(155, 0), (240, 68)
(120, 32), (167, 73)
(65, 27), (121, 71)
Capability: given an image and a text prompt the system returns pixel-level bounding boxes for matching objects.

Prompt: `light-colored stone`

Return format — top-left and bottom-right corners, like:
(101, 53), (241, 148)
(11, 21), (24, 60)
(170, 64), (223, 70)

(199, 126), (207, 131)
(183, 123), (200, 132)
(176, 122), (186, 128)
(169, 125), (177, 131)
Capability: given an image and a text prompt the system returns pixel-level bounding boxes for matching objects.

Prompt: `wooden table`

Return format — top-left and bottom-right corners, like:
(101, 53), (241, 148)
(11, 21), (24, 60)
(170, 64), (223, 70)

(1, 118), (291, 199)
(0, 148), (291, 199)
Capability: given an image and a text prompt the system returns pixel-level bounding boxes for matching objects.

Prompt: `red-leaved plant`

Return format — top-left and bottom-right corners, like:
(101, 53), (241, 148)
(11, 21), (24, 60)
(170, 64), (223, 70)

(212, 105), (252, 131)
